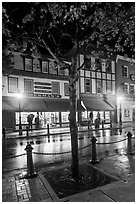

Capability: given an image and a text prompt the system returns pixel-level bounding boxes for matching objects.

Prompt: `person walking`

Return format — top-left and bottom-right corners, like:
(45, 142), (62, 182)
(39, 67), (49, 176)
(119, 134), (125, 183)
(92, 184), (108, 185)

(89, 111), (93, 123)
(97, 112), (101, 122)
(35, 114), (40, 130)
(27, 114), (34, 131)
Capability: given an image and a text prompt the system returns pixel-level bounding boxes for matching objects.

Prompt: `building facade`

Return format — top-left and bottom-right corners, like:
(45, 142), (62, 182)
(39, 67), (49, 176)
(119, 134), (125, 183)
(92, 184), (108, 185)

(2, 51), (135, 131)
(2, 52), (84, 131)
(78, 54), (116, 124)
(115, 55), (135, 123)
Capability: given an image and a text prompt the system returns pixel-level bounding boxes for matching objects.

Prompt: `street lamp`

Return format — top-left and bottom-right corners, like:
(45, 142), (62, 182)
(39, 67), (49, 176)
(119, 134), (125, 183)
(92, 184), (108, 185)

(17, 92), (23, 135)
(118, 96), (122, 126)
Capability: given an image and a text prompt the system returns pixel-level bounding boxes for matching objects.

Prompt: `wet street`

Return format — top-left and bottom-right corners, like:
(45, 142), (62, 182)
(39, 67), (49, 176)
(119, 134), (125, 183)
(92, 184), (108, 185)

(2, 126), (135, 172)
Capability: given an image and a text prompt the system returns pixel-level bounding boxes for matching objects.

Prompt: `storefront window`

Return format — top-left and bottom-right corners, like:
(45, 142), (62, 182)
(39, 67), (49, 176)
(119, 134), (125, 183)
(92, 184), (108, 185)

(82, 111), (88, 121)
(105, 111), (110, 122)
(62, 112), (69, 123)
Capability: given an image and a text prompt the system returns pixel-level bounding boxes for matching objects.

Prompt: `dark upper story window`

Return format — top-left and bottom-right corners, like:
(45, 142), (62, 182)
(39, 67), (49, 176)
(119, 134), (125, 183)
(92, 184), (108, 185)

(8, 77), (18, 93)
(24, 58), (33, 71)
(49, 60), (58, 75)
(41, 61), (49, 73)
(33, 60), (41, 73)
(122, 65), (128, 77)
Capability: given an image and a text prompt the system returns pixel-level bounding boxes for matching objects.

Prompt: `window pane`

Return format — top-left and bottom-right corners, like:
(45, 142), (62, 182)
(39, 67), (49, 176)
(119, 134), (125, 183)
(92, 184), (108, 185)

(122, 65), (128, 77)
(85, 71), (90, 77)
(80, 69), (84, 76)
(97, 72), (101, 78)
(92, 71), (95, 78)
(103, 80), (106, 94)
(111, 61), (115, 73)
(24, 79), (34, 93)
(102, 73), (106, 79)
(112, 81), (115, 95)
(107, 74), (111, 80)
(91, 57), (95, 70)
(42, 61), (48, 73)
(129, 84), (135, 94)
(123, 83), (129, 94)
(8, 77), (18, 92)
(81, 77), (85, 93)
(107, 81), (112, 94)
(33, 59), (40, 72)
(92, 79), (96, 93)
(25, 58), (32, 71)
(85, 78), (91, 93)
(64, 83), (69, 96)
(97, 79), (102, 93)
(102, 59), (106, 72)
(49, 60), (57, 75)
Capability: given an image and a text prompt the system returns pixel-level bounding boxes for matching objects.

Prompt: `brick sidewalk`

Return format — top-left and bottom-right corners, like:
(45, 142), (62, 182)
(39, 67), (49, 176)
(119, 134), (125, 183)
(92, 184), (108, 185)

(2, 152), (135, 202)
(2, 170), (53, 202)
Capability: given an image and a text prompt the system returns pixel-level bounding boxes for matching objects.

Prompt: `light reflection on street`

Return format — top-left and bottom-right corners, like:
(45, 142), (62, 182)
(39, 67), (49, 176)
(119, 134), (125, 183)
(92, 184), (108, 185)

(3, 127), (135, 172)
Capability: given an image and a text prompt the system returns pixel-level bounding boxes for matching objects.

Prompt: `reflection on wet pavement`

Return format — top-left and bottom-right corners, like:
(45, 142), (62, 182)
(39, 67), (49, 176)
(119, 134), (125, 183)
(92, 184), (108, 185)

(3, 127), (135, 172)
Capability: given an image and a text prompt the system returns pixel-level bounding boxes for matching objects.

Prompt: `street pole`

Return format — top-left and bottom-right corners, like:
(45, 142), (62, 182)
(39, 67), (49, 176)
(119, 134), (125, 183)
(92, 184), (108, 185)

(19, 99), (22, 135)
(119, 102), (122, 126)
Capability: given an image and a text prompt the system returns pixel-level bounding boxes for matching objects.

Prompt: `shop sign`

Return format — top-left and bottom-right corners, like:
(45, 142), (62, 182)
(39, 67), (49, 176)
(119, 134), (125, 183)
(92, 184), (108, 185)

(27, 93), (61, 98)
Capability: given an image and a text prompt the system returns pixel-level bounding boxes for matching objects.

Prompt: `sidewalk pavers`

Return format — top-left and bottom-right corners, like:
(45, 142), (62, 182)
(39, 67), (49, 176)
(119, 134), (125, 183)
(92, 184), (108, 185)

(2, 152), (135, 202)
(2, 170), (53, 202)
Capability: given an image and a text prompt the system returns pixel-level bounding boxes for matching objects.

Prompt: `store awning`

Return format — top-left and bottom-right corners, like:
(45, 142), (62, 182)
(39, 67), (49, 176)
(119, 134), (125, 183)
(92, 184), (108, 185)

(105, 98), (116, 109)
(81, 96), (114, 111)
(2, 96), (85, 112)
(2, 96), (48, 112)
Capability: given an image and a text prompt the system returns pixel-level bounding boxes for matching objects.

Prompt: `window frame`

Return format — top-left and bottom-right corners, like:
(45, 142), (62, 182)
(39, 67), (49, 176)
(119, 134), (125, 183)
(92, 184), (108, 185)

(85, 78), (91, 93)
(8, 77), (18, 93)
(24, 78), (34, 94)
(24, 57), (33, 72)
(122, 65), (128, 77)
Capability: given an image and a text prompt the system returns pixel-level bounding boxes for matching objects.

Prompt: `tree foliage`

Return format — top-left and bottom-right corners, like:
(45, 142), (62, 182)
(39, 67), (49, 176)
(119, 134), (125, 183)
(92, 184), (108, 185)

(3, 2), (135, 63)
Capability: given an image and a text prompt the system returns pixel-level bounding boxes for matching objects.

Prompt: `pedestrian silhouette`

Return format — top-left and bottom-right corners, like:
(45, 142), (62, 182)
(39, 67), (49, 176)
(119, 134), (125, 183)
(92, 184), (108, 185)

(27, 114), (34, 131)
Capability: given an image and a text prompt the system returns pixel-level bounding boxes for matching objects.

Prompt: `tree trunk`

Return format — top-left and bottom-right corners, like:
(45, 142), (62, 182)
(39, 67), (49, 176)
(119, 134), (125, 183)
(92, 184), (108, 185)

(69, 53), (79, 180)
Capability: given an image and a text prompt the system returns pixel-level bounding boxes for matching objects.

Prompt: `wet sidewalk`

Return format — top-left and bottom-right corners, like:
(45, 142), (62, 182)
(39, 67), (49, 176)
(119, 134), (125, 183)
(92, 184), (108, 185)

(2, 153), (135, 202)
(4, 122), (134, 140)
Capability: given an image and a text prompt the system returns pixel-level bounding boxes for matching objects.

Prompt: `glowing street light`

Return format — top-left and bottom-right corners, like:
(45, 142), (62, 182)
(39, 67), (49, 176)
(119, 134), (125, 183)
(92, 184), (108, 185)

(17, 92), (23, 135)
